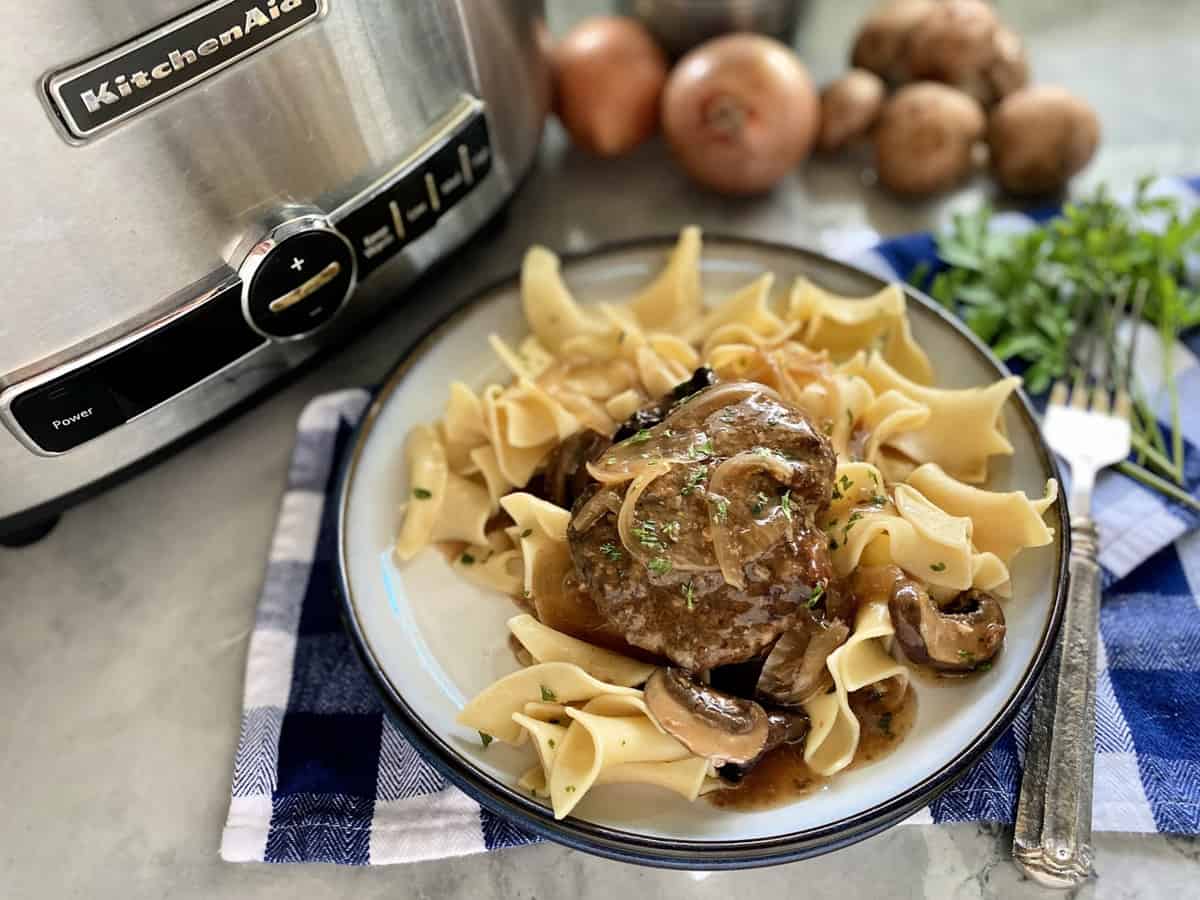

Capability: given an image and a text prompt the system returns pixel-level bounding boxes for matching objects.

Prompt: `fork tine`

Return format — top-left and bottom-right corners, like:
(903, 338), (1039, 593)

(1090, 386), (1110, 415)
(1114, 389), (1132, 420)
(1049, 380), (1069, 408)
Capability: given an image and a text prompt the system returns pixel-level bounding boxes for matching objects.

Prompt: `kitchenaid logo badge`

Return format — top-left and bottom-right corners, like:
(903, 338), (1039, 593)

(47, 0), (321, 138)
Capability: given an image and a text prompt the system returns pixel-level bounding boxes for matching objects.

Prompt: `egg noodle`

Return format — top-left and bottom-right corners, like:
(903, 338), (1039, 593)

(395, 228), (1058, 820)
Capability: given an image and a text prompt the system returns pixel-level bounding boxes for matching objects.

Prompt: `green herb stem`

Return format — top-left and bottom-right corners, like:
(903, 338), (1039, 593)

(1116, 461), (1200, 512)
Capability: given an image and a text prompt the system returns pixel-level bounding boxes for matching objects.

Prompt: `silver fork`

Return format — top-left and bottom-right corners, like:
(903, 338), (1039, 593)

(1011, 295), (1135, 888)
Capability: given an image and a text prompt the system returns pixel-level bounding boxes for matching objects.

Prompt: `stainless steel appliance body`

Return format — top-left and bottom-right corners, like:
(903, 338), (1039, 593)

(0, 0), (550, 533)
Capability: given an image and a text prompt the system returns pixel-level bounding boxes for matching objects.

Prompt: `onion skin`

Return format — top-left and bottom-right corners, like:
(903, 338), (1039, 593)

(988, 85), (1100, 196)
(874, 82), (985, 196)
(553, 16), (668, 157)
(662, 33), (819, 195)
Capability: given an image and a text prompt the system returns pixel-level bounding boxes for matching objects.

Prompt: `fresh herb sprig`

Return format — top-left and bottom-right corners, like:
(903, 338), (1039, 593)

(921, 178), (1200, 511)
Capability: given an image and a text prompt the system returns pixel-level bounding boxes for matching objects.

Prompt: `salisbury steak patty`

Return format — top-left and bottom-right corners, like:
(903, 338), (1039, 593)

(567, 384), (837, 672)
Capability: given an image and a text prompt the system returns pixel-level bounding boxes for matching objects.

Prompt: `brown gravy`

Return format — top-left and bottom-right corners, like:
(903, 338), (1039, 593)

(706, 684), (918, 811)
(707, 743), (828, 811)
(846, 679), (918, 769)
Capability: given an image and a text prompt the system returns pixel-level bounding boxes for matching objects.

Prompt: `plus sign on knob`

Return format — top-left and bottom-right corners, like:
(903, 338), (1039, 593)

(239, 214), (357, 340)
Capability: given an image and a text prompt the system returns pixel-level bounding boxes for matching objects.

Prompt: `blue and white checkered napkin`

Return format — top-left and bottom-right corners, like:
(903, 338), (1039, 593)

(221, 183), (1200, 866)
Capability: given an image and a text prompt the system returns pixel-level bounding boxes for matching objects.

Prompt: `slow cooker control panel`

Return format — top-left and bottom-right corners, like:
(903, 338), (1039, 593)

(0, 99), (493, 455)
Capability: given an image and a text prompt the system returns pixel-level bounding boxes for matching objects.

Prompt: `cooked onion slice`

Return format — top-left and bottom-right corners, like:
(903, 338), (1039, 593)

(616, 461), (673, 557)
(707, 449), (794, 589)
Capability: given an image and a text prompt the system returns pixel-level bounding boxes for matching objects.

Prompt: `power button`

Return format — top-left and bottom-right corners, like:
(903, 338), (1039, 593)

(239, 215), (357, 340)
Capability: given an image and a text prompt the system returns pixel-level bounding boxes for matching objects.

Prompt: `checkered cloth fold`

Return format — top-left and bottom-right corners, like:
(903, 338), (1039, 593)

(222, 179), (1200, 865)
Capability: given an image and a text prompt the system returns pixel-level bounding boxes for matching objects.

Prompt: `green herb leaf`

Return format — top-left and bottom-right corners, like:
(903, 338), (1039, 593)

(779, 490), (793, 522)
(412, 487), (432, 500)
(662, 520), (681, 542)
(683, 581), (696, 610)
(648, 557), (672, 576)
(521, 528), (533, 538)
(681, 467), (707, 495)
(627, 429), (653, 444)
(540, 685), (557, 702)
(807, 582), (825, 608)
(631, 520), (664, 550)
(690, 437), (716, 458)
(711, 496), (729, 523)
(930, 561), (947, 572)
(600, 542), (623, 562)
(460, 553), (475, 565)
(479, 732), (493, 748)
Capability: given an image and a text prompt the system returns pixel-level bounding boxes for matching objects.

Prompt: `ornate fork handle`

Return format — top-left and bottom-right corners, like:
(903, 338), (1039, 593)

(1013, 519), (1101, 888)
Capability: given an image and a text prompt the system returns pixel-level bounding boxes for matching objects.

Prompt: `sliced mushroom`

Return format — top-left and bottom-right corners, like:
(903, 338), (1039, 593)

(611, 366), (718, 441)
(543, 429), (612, 508)
(756, 611), (850, 706)
(717, 709), (810, 783)
(889, 583), (1005, 671)
(766, 709), (811, 747)
(644, 667), (769, 765)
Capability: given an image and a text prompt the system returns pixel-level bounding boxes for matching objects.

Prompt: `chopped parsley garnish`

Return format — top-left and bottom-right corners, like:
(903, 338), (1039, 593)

(878, 712), (893, 736)
(779, 490), (793, 522)
(842, 512), (863, 540)
(839, 474), (853, 493)
(648, 557), (672, 576)
(460, 553), (475, 565)
(831, 485), (843, 501)
(690, 437), (716, 458)
(540, 685), (557, 702)
(869, 494), (889, 506)
(683, 581), (696, 610)
(631, 520), (664, 550)
(547, 738), (556, 749)
(412, 487), (432, 500)
(822, 420), (834, 436)
(846, 408), (855, 429)
(829, 537), (840, 550)
(662, 520), (681, 542)
(627, 429), (653, 444)
(978, 661), (993, 672)
(681, 467), (707, 495)
(957, 649), (976, 664)
(807, 582), (825, 608)
(751, 492), (770, 516)
(521, 528), (533, 538)
(600, 542), (623, 561)
(869, 471), (881, 488)
(521, 588), (531, 600)
(930, 561), (947, 572)
(711, 496), (729, 523)
(479, 732), (493, 748)
(565, 785), (577, 793)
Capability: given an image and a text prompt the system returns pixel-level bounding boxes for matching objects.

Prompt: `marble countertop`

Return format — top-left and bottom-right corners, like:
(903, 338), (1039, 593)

(3, 1), (1199, 897)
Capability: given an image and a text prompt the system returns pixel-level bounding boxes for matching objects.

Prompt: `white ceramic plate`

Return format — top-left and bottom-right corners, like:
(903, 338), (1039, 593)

(337, 236), (1068, 868)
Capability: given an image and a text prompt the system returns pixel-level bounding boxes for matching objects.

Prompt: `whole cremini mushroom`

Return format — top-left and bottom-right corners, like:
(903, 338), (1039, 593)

(818, 68), (886, 153)
(645, 667), (769, 764)
(874, 82), (986, 195)
(905, 0), (999, 85)
(851, 0), (938, 82)
(988, 85), (1101, 195)
(889, 583), (1006, 672)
